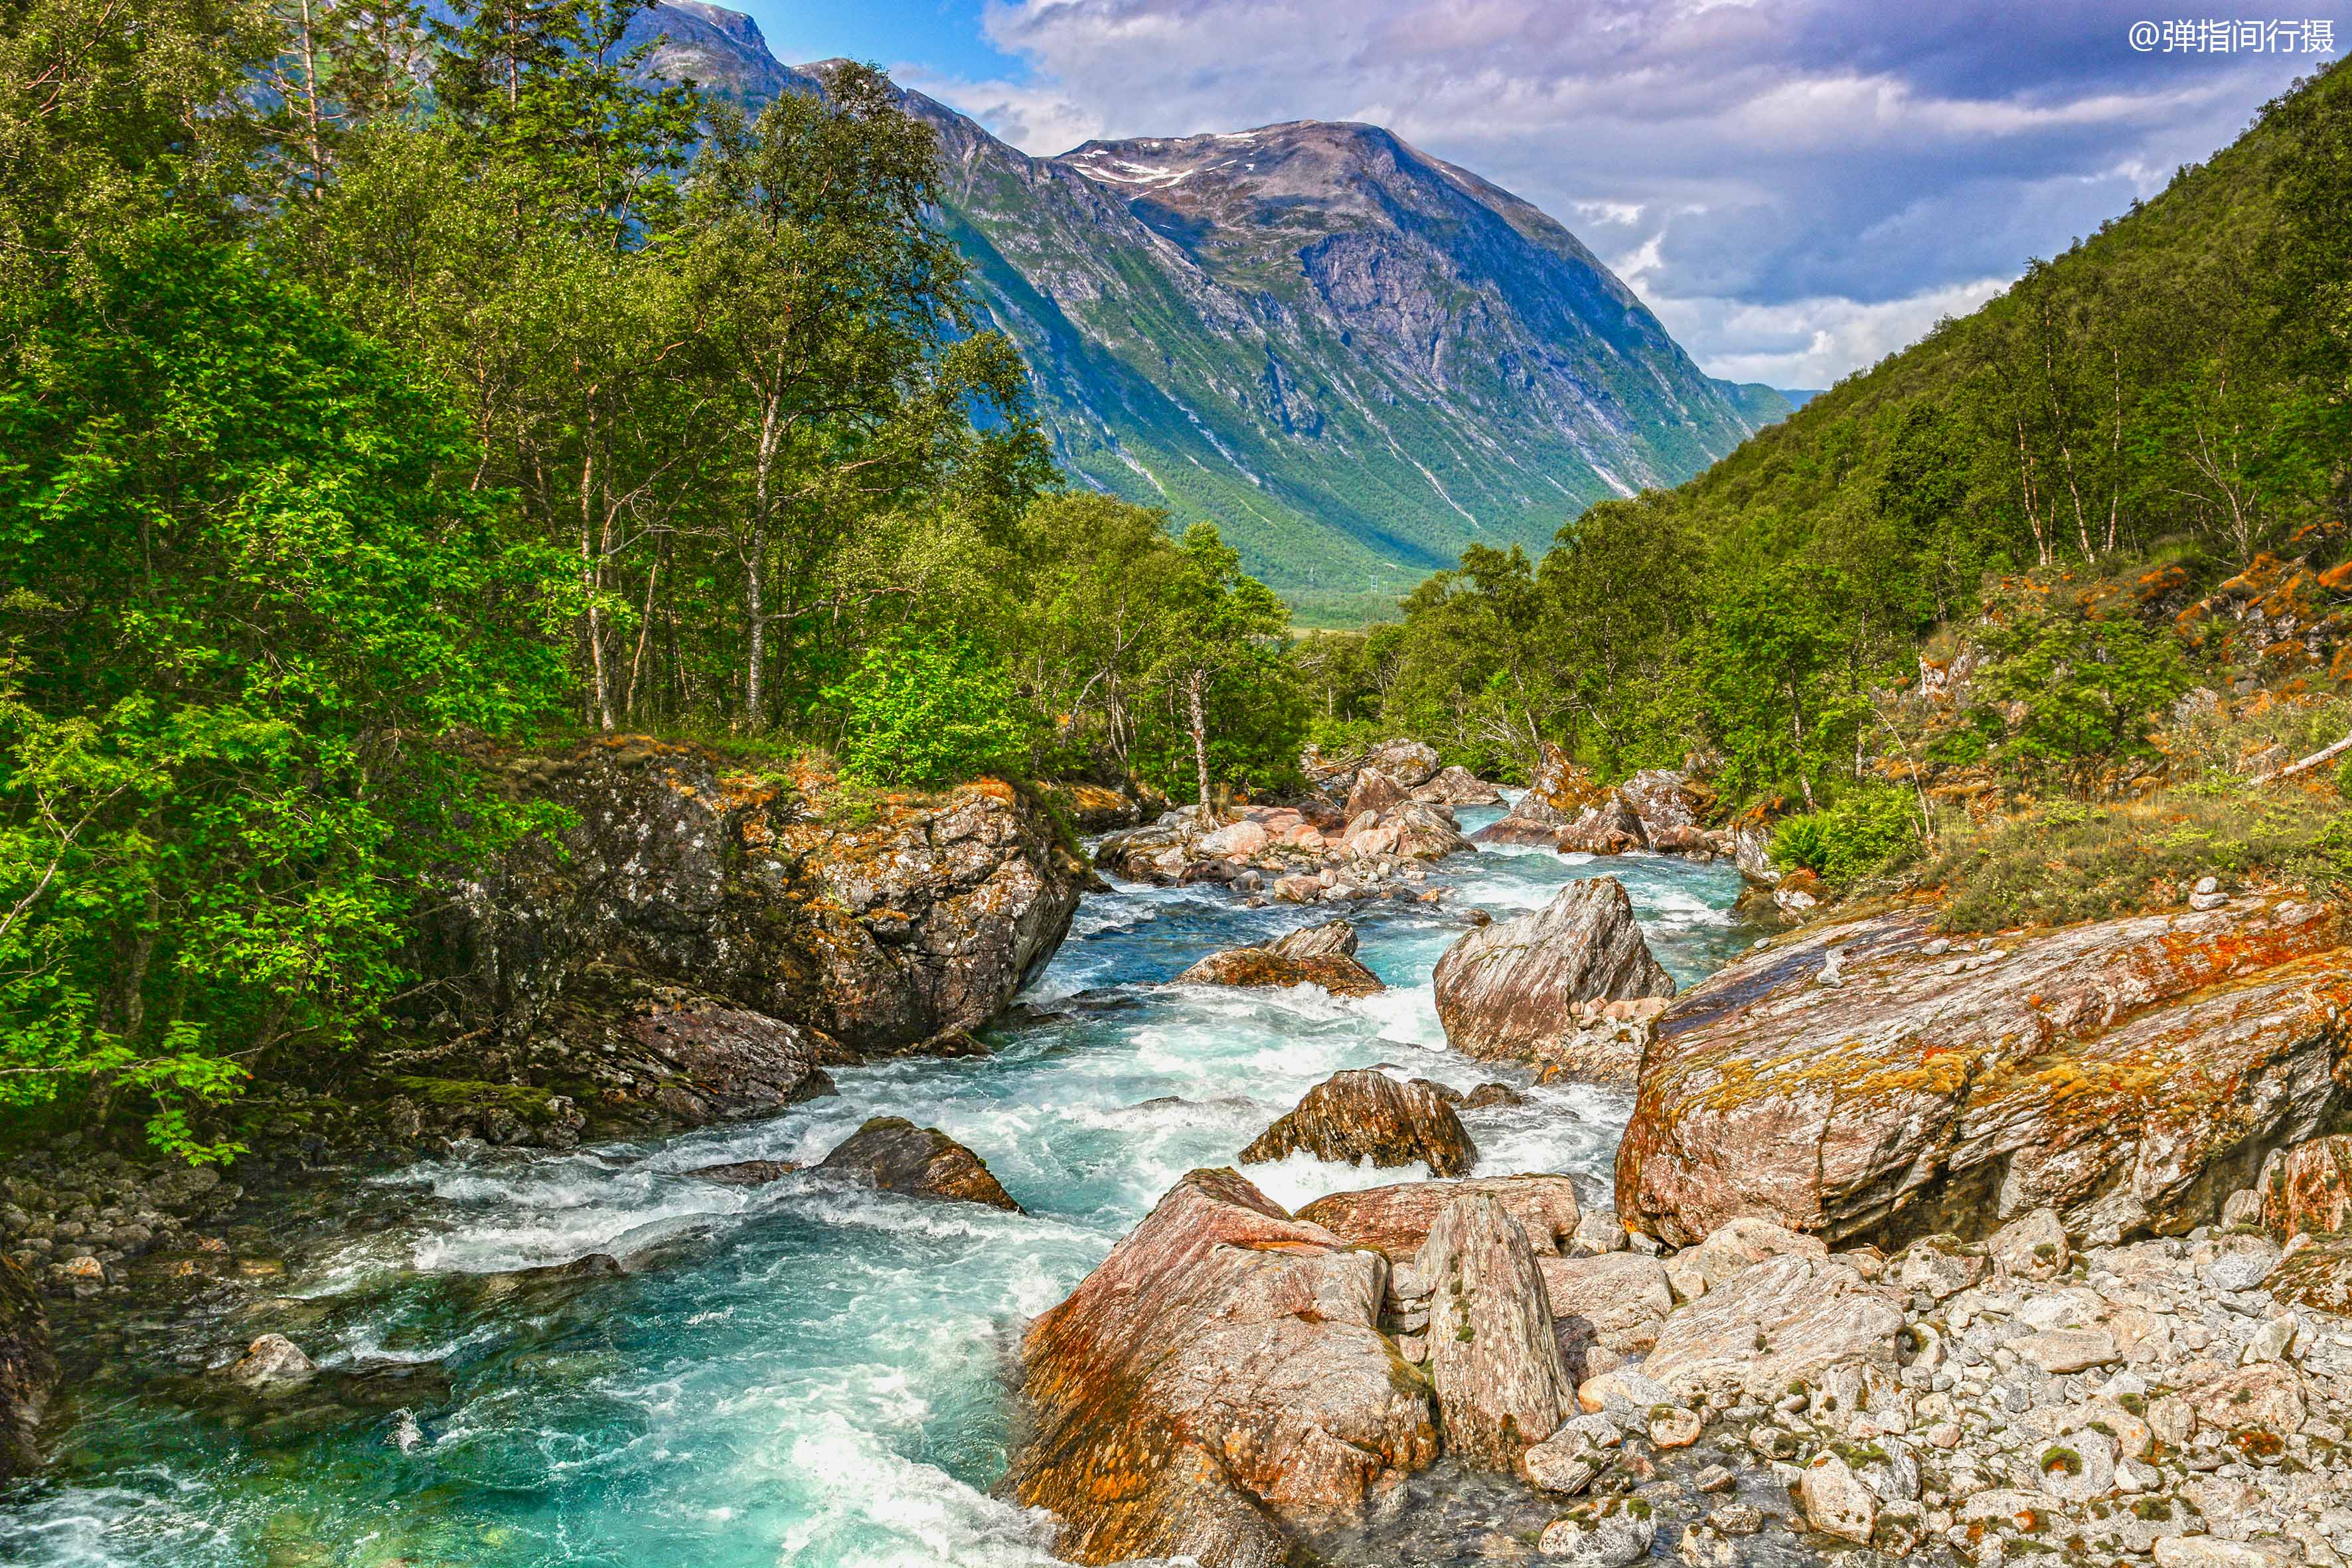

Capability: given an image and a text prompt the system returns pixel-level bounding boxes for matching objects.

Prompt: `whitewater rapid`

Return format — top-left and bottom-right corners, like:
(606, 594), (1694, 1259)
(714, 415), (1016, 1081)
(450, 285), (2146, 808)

(1, 806), (1749, 1567)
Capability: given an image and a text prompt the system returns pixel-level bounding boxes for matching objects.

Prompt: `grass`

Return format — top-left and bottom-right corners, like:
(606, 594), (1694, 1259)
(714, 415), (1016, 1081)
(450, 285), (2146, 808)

(1924, 783), (2352, 933)
(1931, 787), (2346, 928)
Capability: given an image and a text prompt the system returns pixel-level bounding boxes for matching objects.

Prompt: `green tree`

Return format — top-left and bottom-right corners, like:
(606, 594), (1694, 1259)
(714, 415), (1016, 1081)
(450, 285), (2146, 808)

(1148, 524), (1296, 809)
(830, 633), (1026, 789)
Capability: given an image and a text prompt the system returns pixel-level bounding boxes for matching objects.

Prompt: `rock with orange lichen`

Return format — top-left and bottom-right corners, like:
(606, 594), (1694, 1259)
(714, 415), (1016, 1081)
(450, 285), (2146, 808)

(410, 738), (1084, 1138)
(2175, 551), (2352, 672)
(1005, 1168), (1437, 1568)
(1175, 919), (1385, 997)
(2258, 1134), (2352, 1241)
(1616, 899), (2352, 1249)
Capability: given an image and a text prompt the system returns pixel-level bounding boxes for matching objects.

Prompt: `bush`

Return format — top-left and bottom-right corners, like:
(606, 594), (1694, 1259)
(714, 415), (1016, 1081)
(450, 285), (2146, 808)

(1976, 593), (2189, 777)
(830, 635), (1028, 789)
(1770, 787), (1922, 890)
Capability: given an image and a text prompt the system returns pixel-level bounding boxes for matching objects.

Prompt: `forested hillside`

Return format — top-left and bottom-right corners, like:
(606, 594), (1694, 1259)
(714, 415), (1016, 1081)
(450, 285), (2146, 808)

(1316, 57), (2352, 911)
(0, 0), (1308, 1152)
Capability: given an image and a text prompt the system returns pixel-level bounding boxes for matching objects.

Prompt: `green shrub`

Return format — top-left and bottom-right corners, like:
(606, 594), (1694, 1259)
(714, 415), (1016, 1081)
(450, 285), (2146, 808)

(1770, 786), (1922, 889)
(1977, 595), (2189, 777)
(829, 635), (1028, 789)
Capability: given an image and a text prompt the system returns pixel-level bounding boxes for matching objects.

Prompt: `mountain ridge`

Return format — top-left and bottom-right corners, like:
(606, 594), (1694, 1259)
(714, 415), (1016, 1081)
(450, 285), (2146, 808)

(634, 10), (1792, 619)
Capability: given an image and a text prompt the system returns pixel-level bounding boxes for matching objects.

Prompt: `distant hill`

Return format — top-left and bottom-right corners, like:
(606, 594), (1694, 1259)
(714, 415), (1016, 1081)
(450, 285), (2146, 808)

(629, 7), (1789, 619)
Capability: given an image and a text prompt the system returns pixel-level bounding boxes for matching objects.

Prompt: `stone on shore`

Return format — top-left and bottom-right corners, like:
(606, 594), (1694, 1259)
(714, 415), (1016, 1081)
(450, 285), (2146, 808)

(1638, 1253), (1905, 1404)
(817, 1117), (1022, 1211)
(1414, 1194), (1573, 1470)
(1004, 1168), (1435, 1567)
(1240, 1070), (1476, 1176)
(1432, 878), (1674, 1082)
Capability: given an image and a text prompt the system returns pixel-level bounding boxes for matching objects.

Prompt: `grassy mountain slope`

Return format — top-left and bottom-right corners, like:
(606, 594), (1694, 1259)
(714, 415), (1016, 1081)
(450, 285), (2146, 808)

(625, 7), (1789, 619)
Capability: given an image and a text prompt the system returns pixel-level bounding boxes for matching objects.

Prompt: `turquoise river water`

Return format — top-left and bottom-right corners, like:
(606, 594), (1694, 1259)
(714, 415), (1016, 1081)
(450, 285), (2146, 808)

(0, 805), (1751, 1567)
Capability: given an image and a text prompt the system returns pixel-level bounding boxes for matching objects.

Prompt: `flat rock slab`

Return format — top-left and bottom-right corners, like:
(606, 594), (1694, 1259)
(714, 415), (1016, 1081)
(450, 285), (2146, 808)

(1006, 1168), (1436, 1567)
(1616, 899), (2352, 1248)
(1295, 1175), (1583, 1260)
(1638, 1253), (1906, 1404)
(1174, 947), (1385, 998)
(1241, 1069), (1476, 1176)
(817, 1116), (1022, 1210)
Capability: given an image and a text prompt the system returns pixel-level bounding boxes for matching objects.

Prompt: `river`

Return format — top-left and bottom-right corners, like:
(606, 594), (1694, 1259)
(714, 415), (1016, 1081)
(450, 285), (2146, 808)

(1, 805), (1751, 1567)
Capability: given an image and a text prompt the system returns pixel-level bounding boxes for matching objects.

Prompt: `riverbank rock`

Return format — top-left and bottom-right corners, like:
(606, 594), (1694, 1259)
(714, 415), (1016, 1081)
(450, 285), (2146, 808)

(0, 1259), (55, 1477)
(1432, 878), (1674, 1081)
(1637, 1253), (1905, 1403)
(1294, 1175), (1584, 1259)
(1005, 1168), (1437, 1567)
(1240, 1069), (1476, 1176)
(1415, 766), (1504, 806)
(394, 741), (1087, 1146)
(1173, 919), (1385, 997)
(1036, 778), (1163, 831)
(817, 1117), (1022, 1211)
(1617, 898), (2352, 1249)
(1415, 1194), (1573, 1470)
(1306, 738), (1443, 797)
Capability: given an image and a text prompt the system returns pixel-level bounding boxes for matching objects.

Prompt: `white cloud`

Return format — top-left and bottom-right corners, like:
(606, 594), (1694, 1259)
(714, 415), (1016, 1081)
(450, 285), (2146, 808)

(910, 0), (2319, 382)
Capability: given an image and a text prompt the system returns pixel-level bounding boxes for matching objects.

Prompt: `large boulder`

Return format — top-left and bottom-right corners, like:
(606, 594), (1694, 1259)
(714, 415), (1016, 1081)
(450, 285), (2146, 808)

(1240, 1069), (1476, 1176)
(1414, 1194), (1573, 1470)
(1538, 1252), (1676, 1360)
(1295, 1175), (1584, 1259)
(1004, 1169), (1437, 1567)
(1553, 792), (1649, 856)
(1344, 767), (1409, 821)
(410, 742), (1085, 1137)
(0, 1260), (54, 1478)
(1174, 921), (1385, 998)
(816, 1116), (1022, 1211)
(1617, 900), (2352, 1249)
(1637, 1253), (1906, 1404)
(1415, 766), (1504, 807)
(1617, 769), (1707, 842)
(2258, 1135), (2352, 1241)
(1432, 878), (1674, 1081)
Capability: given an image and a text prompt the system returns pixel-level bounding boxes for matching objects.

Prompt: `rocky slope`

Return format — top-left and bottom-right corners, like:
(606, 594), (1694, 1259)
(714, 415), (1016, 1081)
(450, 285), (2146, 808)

(629, 13), (1790, 612)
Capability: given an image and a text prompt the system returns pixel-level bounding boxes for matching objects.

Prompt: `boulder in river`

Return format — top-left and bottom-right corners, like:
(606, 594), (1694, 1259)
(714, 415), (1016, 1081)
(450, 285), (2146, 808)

(1412, 1193), (1573, 1470)
(1344, 766), (1409, 821)
(1295, 1174), (1584, 1259)
(685, 1158), (801, 1187)
(1005, 1168), (1437, 1567)
(1552, 792), (1649, 856)
(0, 1259), (55, 1478)
(1617, 899), (2352, 1249)
(1240, 1069), (1477, 1176)
(1174, 919), (1385, 998)
(223, 1333), (318, 1389)
(817, 1116), (1022, 1211)
(1431, 878), (1674, 1081)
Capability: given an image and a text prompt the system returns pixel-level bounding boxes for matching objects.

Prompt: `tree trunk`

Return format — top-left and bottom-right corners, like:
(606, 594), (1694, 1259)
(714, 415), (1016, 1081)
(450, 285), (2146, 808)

(744, 395), (781, 732)
(578, 403), (613, 732)
(1186, 667), (1211, 814)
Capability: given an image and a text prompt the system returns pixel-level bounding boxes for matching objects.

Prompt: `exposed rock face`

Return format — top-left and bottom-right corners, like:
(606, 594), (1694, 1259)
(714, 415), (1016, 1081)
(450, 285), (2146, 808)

(1414, 1194), (1572, 1469)
(442, 742), (1083, 1049)
(1538, 1252), (1675, 1361)
(2259, 1135), (2352, 1241)
(1617, 899), (2352, 1249)
(1241, 1069), (1477, 1176)
(1005, 1168), (1437, 1567)
(1617, 769), (1707, 842)
(1295, 1174), (1583, 1259)
(1553, 792), (1648, 856)
(817, 1117), (1022, 1211)
(1432, 878), (1674, 1081)
(1174, 920), (1385, 997)
(0, 1259), (54, 1478)
(410, 740), (1085, 1138)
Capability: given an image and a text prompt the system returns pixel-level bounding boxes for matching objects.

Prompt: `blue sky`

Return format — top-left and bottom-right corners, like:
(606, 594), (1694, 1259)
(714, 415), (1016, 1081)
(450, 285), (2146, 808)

(732, 1), (2343, 388)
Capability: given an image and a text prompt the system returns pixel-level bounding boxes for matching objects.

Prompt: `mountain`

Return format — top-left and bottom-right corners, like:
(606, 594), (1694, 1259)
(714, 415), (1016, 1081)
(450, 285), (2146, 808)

(633, 8), (1791, 621)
